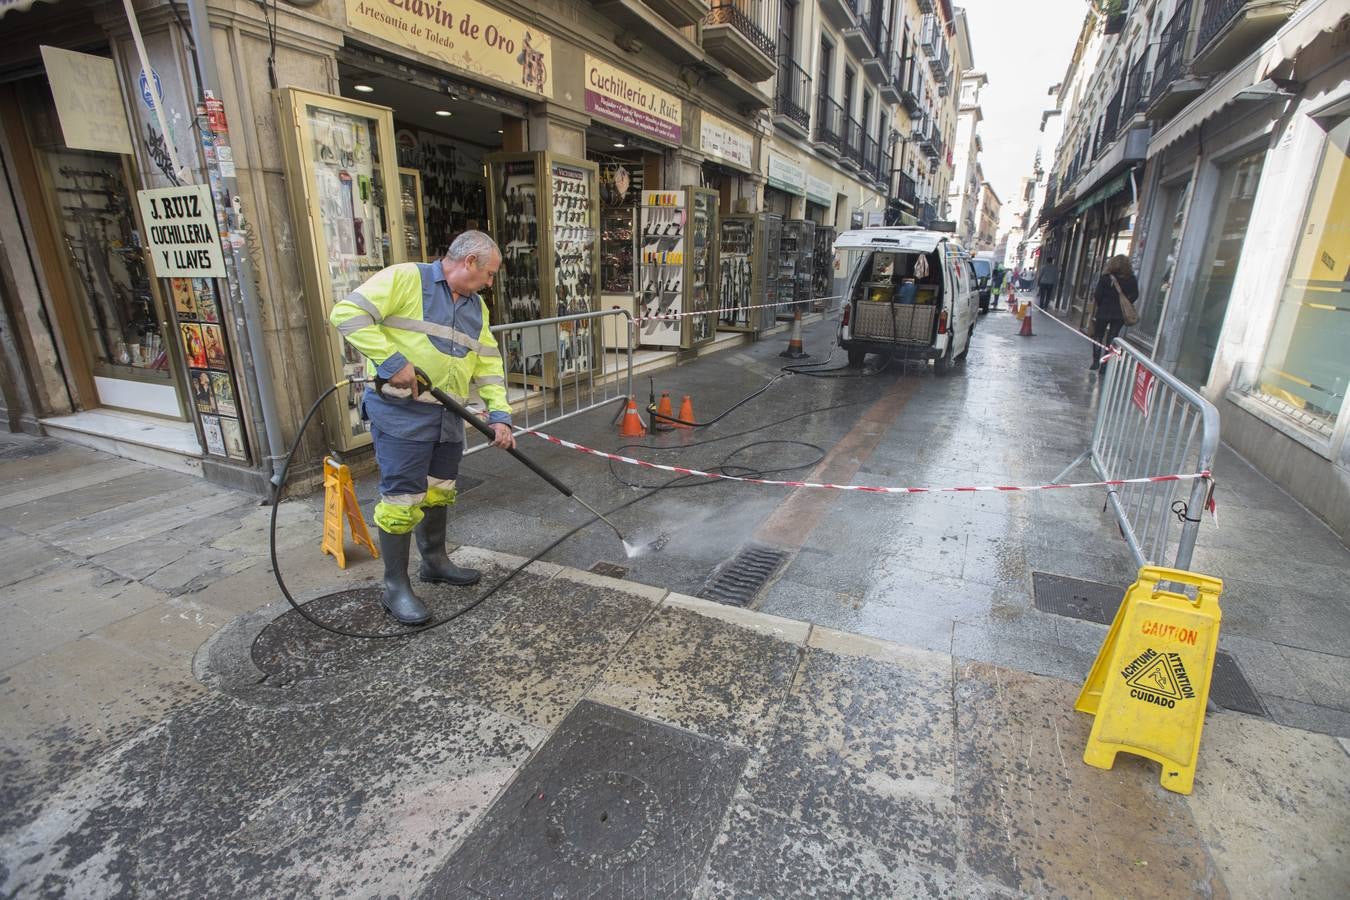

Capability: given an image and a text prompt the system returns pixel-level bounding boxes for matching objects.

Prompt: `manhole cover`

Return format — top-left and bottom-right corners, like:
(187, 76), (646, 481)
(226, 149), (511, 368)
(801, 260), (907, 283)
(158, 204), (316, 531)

(1210, 650), (1266, 717)
(590, 561), (629, 580)
(700, 544), (788, 607)
(1031, 572), (1125, 625)
(423, 700), (746, 898)
(250, 587), (406, 682)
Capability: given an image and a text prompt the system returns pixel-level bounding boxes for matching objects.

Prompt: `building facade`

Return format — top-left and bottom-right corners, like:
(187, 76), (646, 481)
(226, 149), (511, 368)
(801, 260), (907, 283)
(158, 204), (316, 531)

(949, 68), (986, 246)
(974, 179), (1000, 250)
(1035, 0), (1350, 540)
(0, 0), (925, 491)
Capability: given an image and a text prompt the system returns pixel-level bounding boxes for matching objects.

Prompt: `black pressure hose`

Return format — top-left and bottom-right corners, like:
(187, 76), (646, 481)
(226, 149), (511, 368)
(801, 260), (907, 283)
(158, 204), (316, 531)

(267, 380), (563, 639)
(268, 377), (864, 639)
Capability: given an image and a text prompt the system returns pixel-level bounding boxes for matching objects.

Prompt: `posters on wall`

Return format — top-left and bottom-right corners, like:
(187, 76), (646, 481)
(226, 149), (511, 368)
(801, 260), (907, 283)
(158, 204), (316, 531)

(171, 274), (248, 462)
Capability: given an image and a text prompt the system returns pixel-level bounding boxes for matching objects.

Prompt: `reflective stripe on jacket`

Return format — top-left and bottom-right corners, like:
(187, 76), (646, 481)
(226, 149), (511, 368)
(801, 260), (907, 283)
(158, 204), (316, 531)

(329, 262), (511, 442)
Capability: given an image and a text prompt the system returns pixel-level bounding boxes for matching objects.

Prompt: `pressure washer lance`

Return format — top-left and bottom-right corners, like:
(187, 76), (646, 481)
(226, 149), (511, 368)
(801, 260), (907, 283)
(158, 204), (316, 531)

(374, 368), (637, 555)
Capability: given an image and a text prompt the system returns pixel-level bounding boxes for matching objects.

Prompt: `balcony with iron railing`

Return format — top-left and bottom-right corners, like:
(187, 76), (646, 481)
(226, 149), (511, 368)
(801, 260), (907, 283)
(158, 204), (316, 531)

(704, 0), (777, 82)
(1147, 0), (1207, 123)
(842, 0), (883, 59)
(894, 171), (918, 207)
(877, 143), (893, 189)
(813, 94), (846, 158)
(918, 200), (938, 227)
(820, 0), (860, 32)
(913, 114), (940, 159)
(773, 54), (813, 137)
(1119, 51), (1152, 136)
(842, 116), (866, 169)
(900, 55), (923, 113)
(879, 49), (904, 103)
(1098, 82), (1123, 157)
(1193, 0), (1297, 74)
(914, 0), (934, 12)
(860, 133), (882, 182)
(919, 14), (943, 61)
(862, 16), (895, 86)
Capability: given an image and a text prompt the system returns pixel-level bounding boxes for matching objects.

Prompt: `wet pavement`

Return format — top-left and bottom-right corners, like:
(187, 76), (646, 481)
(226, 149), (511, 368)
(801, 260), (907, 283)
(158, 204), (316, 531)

(2, 293), (1349, 896)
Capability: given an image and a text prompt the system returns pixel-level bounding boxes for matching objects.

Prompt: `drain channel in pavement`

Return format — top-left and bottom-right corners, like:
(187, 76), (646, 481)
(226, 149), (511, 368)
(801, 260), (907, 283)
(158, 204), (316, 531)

(1209, 650), (1267, 717)
(589, 561), (629, 580)
(699, 544), (788, 607)
(425, 700), (746, 898)
(1031, 572), (1124, 625)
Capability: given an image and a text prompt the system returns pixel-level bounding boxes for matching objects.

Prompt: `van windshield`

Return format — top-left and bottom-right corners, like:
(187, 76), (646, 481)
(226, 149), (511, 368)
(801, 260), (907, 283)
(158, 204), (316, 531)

(971, 259), (992, 279)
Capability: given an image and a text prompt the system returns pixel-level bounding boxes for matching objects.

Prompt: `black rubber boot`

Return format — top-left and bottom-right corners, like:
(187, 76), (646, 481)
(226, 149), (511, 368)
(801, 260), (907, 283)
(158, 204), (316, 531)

(415, 506), (481, 586)
(378, 528), (431, 625)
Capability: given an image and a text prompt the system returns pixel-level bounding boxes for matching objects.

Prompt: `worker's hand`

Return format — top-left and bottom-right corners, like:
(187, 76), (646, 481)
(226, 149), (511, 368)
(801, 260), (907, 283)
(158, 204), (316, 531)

(489, 422), (516, 450)
(388, 363), (417, 391)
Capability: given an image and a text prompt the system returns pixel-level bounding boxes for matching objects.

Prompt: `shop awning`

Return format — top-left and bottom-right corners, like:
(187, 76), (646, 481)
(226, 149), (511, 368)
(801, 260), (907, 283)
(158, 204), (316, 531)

(1073, 171), (1131, 215)
(1150, 0), (1348, 156)
(0, 0), (57, 15)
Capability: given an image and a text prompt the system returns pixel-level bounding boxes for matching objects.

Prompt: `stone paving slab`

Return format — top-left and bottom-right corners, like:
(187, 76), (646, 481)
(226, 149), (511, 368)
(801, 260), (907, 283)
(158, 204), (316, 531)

(2, 547), (1348, 897)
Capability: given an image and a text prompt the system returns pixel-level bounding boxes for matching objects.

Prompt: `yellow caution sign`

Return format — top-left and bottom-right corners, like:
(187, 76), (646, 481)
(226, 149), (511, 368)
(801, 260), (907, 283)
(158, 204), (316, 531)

(1075, 566), (1223, 795)
(320, 457), (378, 569)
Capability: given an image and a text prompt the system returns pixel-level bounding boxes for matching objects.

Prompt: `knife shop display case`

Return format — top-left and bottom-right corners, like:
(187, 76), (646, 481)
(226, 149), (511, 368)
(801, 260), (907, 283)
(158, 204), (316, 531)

(635, 186), (720, 350)
(717, 211), (781, 335)
(485, 151), (601, 388)
(277, 87), (405, 452)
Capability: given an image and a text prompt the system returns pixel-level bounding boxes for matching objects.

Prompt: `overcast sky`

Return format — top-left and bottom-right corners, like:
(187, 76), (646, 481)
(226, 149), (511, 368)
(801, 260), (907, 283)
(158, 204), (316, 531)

(957, 0), (1088, 204)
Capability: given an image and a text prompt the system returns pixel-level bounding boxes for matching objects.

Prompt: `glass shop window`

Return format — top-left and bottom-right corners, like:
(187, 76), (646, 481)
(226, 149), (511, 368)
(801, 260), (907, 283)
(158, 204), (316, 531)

(1250, 116), (1350, 439)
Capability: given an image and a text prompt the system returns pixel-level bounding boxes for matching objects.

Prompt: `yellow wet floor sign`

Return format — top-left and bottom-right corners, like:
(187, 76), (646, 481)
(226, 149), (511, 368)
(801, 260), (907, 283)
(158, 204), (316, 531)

(1075, 566), (1223, 795)
(320, 457), (378, 568)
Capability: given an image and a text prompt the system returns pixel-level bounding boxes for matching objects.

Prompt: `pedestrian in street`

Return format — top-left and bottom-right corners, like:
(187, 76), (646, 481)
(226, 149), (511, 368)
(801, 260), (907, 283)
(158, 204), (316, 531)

(1037, 258), (1059, 309)
(1090, 254), (1139, 372)
(329, 231), (515, 625)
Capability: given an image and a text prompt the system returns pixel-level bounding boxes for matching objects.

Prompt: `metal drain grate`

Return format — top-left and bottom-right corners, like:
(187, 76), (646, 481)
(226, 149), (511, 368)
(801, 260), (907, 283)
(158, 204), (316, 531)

(1210, 650), (1266, 717)
(590, 561), (629, 580)
(1031, 572), (1126, 625)
(699, 544), (788, 608)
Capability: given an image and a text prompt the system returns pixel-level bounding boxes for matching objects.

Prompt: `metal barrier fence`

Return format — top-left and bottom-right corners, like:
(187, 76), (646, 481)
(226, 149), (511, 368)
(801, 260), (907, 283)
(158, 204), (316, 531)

(1053, 338), (1219, 571)
(463, 308), (634, 456)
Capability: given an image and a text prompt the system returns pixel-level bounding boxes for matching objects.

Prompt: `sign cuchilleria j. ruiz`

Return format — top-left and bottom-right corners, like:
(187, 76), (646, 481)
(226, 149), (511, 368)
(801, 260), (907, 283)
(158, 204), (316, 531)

(346, 0), (552, 96)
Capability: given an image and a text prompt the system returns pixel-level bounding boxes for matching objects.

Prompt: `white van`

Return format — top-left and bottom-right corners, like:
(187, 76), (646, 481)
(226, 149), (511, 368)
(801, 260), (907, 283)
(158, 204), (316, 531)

(834, 227), (980, 373)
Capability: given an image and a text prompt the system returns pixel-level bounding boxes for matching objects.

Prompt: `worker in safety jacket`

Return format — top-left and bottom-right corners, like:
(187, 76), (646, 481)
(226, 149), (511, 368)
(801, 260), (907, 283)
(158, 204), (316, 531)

(329, 231), (514, 625)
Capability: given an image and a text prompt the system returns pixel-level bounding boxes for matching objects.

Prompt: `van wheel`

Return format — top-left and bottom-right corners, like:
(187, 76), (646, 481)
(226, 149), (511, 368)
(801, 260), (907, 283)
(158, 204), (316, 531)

(935, 339), (955, 376)
(847, 348), (866, 368)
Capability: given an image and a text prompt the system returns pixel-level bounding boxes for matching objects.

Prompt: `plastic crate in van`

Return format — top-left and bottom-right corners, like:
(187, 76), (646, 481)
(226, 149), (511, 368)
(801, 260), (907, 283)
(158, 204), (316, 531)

(854, 302), (936, 343)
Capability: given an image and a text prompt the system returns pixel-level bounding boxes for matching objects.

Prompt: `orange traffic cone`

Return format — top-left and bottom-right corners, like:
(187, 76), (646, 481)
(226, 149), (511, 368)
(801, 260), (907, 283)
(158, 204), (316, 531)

(1018, 305), (1034, 337)
(674, 395), (696, 429)
(779, 308), (808, 359)
(653, 391), (675, 431)
(619, 396), (646, 437)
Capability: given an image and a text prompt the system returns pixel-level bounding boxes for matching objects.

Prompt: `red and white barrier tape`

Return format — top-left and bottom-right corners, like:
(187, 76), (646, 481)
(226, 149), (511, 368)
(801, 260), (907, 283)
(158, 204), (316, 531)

(633, 295), (828, 324)
(529, 430), (1208, 494)
(1033, 306), (1120, 361)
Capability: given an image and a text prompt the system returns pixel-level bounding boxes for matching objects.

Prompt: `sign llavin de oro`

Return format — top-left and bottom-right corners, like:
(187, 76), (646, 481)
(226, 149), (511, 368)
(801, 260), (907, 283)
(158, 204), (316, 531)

(1075, 566), (1223, 795)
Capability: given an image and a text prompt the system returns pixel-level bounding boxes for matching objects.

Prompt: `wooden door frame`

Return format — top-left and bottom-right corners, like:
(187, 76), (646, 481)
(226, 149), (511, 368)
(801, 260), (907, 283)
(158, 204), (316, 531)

(0, 82), (97, 411)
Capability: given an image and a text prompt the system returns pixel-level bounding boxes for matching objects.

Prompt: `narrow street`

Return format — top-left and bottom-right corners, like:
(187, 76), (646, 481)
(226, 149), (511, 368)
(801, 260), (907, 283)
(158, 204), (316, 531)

(3, 302), (1347, 897)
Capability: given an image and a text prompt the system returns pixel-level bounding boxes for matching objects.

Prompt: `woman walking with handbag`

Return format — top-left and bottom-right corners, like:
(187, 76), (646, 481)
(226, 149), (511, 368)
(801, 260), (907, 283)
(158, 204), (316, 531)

(1090, 254), (1140, 371)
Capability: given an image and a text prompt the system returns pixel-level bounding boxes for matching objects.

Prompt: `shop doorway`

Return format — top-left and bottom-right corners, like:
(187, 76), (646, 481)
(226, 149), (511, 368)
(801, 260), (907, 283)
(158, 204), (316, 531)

(584, 126), (658, 299)
(3, 73), (185, 420)
(336, 52), (525, 261)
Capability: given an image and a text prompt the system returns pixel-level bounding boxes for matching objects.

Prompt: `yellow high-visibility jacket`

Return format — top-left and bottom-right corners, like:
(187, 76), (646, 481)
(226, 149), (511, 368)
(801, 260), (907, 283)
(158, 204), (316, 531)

(329, 262), (510, 442)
